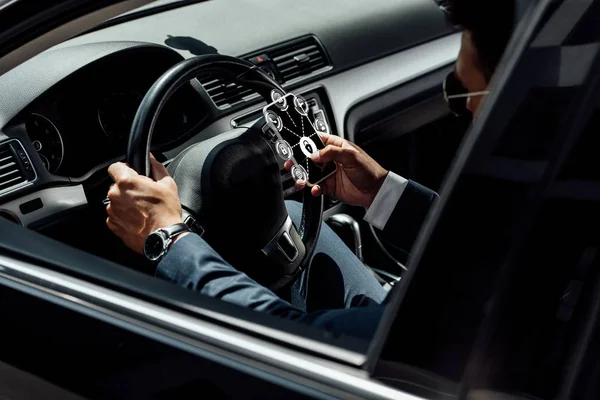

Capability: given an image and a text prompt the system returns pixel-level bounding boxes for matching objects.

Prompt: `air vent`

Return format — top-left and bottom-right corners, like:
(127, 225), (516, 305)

(270, 37), (330, 83)
(0, 147), (26, 192)
(200, 36), (331, 110)
(199, 77), (259, 109)
(0, 141), (35, 195)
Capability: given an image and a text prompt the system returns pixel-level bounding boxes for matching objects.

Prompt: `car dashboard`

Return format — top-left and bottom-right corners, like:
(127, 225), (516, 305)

(3, 46), (207, 178)
(0, 0), (458, 231)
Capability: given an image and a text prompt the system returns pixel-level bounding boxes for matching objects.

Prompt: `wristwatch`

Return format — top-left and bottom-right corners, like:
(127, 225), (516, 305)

(144, 223), (190, 262)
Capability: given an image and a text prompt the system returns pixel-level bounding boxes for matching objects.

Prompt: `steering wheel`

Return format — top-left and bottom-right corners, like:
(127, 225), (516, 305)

(127, 54), (323, 291)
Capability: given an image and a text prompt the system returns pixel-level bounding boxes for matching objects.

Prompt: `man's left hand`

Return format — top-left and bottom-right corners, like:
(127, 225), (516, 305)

(106, 156), (183, 254)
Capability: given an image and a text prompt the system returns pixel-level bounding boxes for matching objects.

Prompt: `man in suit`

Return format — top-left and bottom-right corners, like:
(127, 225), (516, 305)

(105, 0), (518, 340)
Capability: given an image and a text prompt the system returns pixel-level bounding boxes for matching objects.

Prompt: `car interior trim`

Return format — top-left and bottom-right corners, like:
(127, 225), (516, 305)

(0, 253), (425, 400)
(0, 35), (460, 185)
(322, 33), (460, 135)
(0, 184), (86, 227)
(0, 33), (459, 142)
(0, 42), (182, 129)
(346, 66), (454, 144)
(164, 33), (461, 160)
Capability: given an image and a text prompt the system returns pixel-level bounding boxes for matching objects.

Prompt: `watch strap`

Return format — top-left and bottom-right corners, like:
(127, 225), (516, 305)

(161, 223), (190, 239)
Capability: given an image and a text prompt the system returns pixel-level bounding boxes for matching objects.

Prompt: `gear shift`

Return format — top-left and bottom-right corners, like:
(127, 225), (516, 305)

(326, 213), (363, 261)
(327, 213), (399, 290)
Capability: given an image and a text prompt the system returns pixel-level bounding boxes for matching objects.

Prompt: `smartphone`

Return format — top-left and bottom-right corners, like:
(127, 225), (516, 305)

(263, 92), (337, 186)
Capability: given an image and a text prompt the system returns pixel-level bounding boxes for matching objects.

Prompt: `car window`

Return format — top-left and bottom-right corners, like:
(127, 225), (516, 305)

(371, 1), (600, 398)
(0, 1), (468, 397)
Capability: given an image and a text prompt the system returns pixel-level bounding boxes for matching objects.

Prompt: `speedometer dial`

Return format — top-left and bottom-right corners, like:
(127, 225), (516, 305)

(25, 113), (64, 173)
(97, 91), (143, 142)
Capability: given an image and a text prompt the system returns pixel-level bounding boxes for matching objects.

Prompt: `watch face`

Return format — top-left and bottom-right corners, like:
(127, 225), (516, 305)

(144, 232), (166, 261)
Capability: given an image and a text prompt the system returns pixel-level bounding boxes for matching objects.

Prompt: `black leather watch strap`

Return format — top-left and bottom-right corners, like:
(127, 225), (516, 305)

(161, 222), (190, 238)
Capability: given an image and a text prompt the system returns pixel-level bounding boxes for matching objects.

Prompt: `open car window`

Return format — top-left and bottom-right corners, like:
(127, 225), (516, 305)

(16, 0), (600, 398)
(0, 2), (457, 397)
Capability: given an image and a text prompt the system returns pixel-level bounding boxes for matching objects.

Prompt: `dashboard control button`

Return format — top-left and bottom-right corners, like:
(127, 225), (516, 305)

(275, 140), (293, 161)
(248, 53), (271, 65)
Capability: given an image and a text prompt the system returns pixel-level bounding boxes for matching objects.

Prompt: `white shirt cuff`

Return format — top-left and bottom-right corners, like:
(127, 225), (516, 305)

(364, 172), (408, 230)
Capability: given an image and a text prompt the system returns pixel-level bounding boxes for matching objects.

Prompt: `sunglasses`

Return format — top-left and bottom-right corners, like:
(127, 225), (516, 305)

(443, 71), (490, 117)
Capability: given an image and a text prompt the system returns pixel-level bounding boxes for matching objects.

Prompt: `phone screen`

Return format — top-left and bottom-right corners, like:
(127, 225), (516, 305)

(263, 93), (336, 186)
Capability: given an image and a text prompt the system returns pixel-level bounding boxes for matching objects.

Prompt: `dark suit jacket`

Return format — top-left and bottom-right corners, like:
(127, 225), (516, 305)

(157, 180), (437, 340)
(380, 180), (439, 258)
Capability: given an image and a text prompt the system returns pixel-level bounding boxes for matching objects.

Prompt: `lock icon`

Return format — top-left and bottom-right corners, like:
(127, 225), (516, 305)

(302, 139), (314, 154)
(299, 136), (318, 158)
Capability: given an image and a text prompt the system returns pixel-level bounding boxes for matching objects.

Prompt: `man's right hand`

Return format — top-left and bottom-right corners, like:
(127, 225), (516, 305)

(285, 133), (388, 209)
(106, 156), (185, 255)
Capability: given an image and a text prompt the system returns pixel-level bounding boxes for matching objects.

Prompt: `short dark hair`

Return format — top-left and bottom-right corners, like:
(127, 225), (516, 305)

(438, 0), (516, 80)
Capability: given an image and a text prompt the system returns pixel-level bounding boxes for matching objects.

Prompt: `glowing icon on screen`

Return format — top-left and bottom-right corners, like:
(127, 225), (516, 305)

(299, 136), (318, 158)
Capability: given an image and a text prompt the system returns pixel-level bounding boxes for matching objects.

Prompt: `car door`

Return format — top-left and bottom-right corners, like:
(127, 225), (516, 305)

(0, 277), (316, 399)
(365, 1), (600, 399)
(0, 2), (366, 398)
(0, 2), (455, 399)
(9, 0), (600, 399)
(344, 63), (470, 270)
(2, 215), (424, 399)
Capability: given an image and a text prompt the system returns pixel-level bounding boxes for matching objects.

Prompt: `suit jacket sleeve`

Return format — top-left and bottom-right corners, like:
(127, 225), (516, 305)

(156, 233), (384, 340)
(364, 173), (438, 256)
(380, 180), (438, 255)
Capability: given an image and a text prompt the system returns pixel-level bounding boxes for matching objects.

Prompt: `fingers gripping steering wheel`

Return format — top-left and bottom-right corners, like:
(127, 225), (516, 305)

(127, 54), (323, 291)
